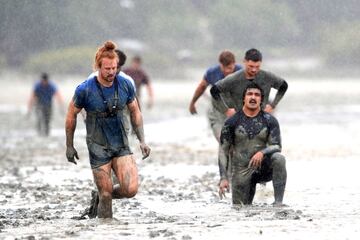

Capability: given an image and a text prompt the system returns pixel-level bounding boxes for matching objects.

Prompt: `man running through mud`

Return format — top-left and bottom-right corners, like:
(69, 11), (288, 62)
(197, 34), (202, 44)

(210, 48), (288, 113)
(65, 41), (151, 218)
(86, 48), (137, 136)
(218, 82), (287, 206)
(189, 50), (242, 141)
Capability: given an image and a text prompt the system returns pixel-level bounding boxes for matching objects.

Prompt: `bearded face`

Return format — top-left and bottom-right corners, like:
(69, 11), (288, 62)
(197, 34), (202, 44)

(243, 88), (262, 110)
(99, 57), (118, 83)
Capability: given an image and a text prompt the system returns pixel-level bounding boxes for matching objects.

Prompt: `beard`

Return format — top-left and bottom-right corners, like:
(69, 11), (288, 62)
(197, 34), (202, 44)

(102, 73), (115, 82)
(246, 100), (259, 110)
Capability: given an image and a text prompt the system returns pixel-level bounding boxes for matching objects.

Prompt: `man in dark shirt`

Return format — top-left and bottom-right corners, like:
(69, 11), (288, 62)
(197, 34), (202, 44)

(123, 55), (154, 108)
(211, 48), (288, 113)
(218, 82), (287, 206)
(189, 50), (242, 141)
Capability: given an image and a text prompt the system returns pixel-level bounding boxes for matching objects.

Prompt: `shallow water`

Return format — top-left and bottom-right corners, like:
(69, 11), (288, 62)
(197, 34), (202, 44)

(1, 76), (360, 239)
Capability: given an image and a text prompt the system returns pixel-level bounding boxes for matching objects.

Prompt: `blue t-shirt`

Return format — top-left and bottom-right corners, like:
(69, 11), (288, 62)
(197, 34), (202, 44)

(34, 81), (57, 107)
(73, 75), (135, 148)
(204, 64), (242, 86)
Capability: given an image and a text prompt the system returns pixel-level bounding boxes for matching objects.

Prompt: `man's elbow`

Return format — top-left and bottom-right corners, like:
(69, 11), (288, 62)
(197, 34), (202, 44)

(210, 85), (221, 100)
(281, 81), (288, 92)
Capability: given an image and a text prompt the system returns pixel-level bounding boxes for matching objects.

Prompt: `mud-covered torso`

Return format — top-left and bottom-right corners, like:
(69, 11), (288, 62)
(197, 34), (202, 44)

(221, 110), (281, 168)
(73, 76), (135, 148)
(216, 70), (284, 111)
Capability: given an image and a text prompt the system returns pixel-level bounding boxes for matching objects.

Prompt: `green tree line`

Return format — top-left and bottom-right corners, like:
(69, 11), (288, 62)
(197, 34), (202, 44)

(1, 0), (359, 74)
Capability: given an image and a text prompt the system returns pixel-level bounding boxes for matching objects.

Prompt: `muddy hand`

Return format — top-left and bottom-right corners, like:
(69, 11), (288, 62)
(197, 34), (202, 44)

(140, 143), (151, 160)
(66, 146), (79, 165)
(218, 179), (229, 200)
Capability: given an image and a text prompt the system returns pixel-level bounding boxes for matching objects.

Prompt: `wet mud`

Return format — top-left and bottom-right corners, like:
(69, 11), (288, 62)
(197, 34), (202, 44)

(1, 78), (360, 239)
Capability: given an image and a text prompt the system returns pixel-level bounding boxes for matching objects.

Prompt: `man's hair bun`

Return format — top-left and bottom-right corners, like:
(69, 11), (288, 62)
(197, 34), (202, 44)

(104, 41), (116, 51)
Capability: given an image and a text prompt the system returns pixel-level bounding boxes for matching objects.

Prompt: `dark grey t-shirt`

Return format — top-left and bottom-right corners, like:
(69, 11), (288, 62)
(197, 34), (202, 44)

(215, 70), (287, 111)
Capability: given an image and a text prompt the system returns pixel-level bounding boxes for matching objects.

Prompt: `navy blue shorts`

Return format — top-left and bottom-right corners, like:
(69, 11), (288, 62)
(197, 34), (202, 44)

(87, 142), (132, 169)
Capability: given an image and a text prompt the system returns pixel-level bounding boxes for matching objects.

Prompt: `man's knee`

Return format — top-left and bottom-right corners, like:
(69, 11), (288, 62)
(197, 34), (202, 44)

(113, 179), (138, 198)
(121, 185), (138, 198)
(271, 153), (286, 168)
(270, 153), (287, 185)
(125, 189), (138, 198)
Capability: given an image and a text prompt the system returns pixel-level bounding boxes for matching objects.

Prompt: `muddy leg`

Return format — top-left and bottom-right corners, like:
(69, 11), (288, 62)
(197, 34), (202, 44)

(112, 155), (138, 199)
(43, 107), (51, 136)
(248, 181), (257, 204)
(271, 153), (287, 204)
(231, 173), (253, 205)
(92, 163), (113, 218)
(35, 107), (43, 135)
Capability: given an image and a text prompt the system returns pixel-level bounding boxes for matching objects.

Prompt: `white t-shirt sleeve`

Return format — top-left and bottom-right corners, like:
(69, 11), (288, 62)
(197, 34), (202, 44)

(87, 71), (98, 79)
(119, 71), (136, 92)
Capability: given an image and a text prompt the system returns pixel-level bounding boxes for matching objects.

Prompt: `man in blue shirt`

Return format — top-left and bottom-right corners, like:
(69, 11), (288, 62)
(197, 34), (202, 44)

(85, 49), (136, 136)
(65, 41), (151, 218)
(28, 72), (64, 136)
(189, 50), (242, 142)
(189, 51), (241, 176)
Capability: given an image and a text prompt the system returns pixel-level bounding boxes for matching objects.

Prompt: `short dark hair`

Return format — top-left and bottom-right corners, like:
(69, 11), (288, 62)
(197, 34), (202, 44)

(242, 82), (264, 104)
(218, 50), (235, 66)
(115, 49), (127, 67)
(41, 72), (49, 81)
(133, 55), (142, 63)
(245, 48), (262, 62)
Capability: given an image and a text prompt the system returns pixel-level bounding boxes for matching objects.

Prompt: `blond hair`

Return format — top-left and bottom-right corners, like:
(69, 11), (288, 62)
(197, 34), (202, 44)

(94, 41), (118, 70)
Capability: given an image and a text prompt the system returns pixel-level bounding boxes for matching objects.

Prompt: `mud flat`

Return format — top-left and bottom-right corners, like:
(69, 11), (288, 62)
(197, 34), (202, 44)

(1, 77), (360, 239)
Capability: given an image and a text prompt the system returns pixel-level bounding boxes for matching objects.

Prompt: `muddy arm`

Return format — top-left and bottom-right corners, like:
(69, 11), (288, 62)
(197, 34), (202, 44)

(65, 99), (82, 164)
(189, 79), (208, 114)
(261, 116), (282, 155)
(128, 98), (151, 158)
(65, 99), (81, 147)
(128, 98), (145, 143)
(271, 81), (288, 108)
(219, 123), (234, 180)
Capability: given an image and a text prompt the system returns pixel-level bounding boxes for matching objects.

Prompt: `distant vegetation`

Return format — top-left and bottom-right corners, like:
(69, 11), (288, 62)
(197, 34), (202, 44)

(0, 0), (359, 76)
